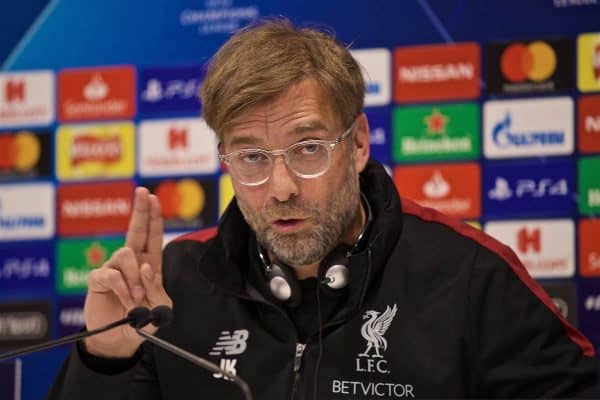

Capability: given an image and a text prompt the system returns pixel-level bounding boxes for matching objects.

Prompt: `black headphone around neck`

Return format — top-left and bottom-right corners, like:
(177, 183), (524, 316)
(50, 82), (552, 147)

(257, 192), (373, 307)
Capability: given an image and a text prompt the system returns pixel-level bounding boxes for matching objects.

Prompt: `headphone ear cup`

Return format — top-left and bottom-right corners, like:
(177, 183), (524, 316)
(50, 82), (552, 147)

(265, 263), (302, 307)
(319, 247), (350, 292)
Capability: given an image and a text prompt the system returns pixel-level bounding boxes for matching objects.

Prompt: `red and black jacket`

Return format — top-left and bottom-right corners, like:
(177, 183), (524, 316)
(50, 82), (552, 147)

(50, 159), (599, 399)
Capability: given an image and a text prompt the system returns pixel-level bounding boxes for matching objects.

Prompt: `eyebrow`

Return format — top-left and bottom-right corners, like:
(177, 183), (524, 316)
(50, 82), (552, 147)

(227, 135), (263, 148)
(227, 121), (329, 149)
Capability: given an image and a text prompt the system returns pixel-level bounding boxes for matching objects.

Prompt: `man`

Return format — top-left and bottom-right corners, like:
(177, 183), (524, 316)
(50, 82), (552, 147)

(49, 19), (598, 399)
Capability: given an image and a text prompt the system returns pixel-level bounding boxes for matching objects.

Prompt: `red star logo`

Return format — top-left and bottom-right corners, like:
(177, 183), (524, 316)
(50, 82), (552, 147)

(424, 109), (449, 135)
(85, 242), (107, 268)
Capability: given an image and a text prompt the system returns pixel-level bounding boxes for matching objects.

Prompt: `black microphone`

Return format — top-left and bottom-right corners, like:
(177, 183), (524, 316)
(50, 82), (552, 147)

(138, 306), (253, 400)
(0, 307), (152, 362)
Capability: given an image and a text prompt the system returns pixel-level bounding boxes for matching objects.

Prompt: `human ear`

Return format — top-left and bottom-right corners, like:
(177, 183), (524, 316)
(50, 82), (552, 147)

(352, 113), (370, 173)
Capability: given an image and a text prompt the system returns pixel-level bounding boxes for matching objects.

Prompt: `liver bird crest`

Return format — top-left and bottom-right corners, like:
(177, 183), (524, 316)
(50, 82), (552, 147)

(358, 304), (398, 358)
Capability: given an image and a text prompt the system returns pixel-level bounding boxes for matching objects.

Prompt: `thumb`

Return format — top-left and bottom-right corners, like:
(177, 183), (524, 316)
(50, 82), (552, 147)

(140, 263), (172, 309)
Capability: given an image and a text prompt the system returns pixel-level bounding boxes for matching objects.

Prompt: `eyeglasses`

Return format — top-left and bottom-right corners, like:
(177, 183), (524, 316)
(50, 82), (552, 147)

(218, 120), (356, 186)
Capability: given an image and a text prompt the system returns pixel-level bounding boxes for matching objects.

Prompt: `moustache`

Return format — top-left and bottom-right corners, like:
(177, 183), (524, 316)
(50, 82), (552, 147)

(262, 198), (320, 220)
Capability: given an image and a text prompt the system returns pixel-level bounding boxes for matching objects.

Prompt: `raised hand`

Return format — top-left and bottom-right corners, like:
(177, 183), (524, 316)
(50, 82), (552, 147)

(83, 187), (173, 358)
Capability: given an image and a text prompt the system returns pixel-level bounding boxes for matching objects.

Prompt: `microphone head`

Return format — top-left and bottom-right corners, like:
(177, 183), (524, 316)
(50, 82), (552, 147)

(151, 306), (174, 328)
(127, 307), (151, 326)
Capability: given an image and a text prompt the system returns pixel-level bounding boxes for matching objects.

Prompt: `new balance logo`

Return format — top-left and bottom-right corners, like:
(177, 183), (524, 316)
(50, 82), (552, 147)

(209, 329), (249, 356)
(210, 329), (249, 381)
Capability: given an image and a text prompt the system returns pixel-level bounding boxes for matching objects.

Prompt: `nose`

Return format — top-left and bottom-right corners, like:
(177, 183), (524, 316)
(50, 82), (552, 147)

(267, 156), (299, 202)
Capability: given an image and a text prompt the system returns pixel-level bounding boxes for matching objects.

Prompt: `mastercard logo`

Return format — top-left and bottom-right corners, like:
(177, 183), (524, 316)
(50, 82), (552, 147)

(500, 41), (556, 83)
(0, 131), (41, 171)
(155, 179), (205, 220)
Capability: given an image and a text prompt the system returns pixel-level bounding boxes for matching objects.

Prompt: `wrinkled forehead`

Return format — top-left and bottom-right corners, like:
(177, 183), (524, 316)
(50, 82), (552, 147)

(220, 79), (340, 149)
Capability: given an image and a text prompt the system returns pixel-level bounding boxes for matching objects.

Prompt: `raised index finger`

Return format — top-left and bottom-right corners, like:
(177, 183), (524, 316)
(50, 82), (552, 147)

(145, 194), (164, 272)
(125, 187), (151, 254)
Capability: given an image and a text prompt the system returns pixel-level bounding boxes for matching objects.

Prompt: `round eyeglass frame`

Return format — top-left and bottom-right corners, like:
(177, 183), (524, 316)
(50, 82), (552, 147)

(218, 120), (357, 186)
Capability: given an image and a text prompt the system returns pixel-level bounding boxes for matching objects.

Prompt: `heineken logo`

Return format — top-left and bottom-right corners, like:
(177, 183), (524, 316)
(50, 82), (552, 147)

(85, 242), (107, 268)
(579, 157), (600, 214)
(393, 103), (479, 162)
(57, 238), (123, 294)
(424, 109), (448, 135)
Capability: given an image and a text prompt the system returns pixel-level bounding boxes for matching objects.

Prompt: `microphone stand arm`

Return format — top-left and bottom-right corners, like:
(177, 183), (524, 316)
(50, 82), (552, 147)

(0, 316), (135, 362)
(136, 328), (253, 400)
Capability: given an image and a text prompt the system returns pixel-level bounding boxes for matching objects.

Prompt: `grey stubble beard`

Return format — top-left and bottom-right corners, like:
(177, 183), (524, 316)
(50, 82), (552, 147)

(237, 160), (360, 267)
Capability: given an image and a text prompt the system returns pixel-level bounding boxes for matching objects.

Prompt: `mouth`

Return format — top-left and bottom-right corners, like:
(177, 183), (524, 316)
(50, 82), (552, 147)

(270, 218), (307, 233)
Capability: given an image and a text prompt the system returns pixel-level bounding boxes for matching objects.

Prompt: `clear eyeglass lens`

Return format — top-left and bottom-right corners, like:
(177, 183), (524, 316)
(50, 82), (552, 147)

(228, 141), (332, 185)
(231, 150), (271, 183)
(288, 142), (329, 175)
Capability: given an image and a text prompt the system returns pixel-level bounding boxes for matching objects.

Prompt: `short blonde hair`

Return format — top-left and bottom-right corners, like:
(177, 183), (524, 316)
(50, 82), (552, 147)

(200, 18), (365, 141)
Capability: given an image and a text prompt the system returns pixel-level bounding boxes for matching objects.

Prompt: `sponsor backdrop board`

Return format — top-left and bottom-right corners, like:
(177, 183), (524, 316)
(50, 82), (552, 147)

(138, 65), (204, 116)
(56, 296), (85, 337)
(0, 361), (18, 400)
(579, 219), (600, 278)
(0, 71), (54, 128)
(484, 219), (576, 279)
(0, 301), (51, 349)
(57, 181), (134, 236)
(542, 281), (578, 326)
(57, 66), (136, 122)
(56, 237), (124, 295)
(0, 183), (55, 241)
(137, 118), (218, 177)
(0, 130), (51, 180)
(392, 102), (479, 162)
(482, 158), (576, 218)
(365, 107), (392, 165)
(0, 241), (53, 291)
(485, 39), (573, 96)
(55, 122), (135, 181)
(578, 95), (600, 152)
(578, 157), (600, 214)
(483, 97), (574, 159)
(393, 162), (481, 219)
(0, 1), (600, 398)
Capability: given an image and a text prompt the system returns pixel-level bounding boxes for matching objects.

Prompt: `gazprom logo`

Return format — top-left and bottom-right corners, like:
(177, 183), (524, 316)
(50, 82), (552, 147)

(492, 113), (565, 148)
(483, 97), (573, 159)
(0, 183), (54, 241)
(0, 216), (45, 229)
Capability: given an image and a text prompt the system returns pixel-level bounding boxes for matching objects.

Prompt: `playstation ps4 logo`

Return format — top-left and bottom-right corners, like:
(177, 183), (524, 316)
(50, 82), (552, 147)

(141, 78), (201, 103)
(366, 82), (381, 95)
(488, 177), (568, 201)
(492, 113), (565, 148)
(370, 127), (386, 145)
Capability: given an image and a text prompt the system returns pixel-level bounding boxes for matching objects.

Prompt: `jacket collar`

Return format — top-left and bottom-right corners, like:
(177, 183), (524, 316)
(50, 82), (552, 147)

(197, 159), (404, 300)
(345, 159), (404, 311)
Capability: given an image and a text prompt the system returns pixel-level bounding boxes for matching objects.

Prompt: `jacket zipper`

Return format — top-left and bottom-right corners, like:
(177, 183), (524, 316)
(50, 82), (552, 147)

(290, 343), (306, 400)
(210, 254), (372, 400)
(212, 286), (306, 398)
(220, 290), (365, 399)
